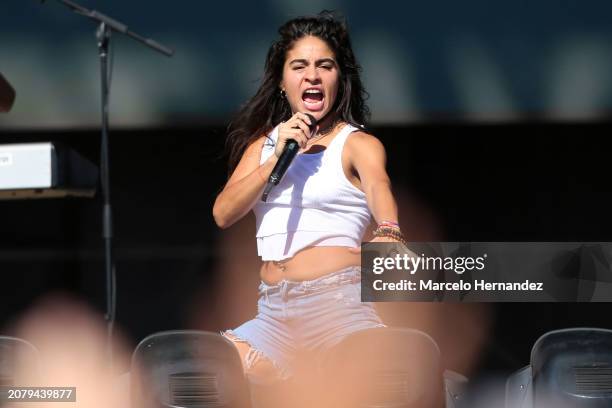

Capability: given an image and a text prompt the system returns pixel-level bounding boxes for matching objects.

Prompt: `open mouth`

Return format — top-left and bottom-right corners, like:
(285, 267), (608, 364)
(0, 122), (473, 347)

(302, 89), (324, 111)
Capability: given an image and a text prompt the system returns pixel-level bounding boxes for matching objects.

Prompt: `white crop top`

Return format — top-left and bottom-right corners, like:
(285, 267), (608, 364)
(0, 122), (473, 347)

(252, 123), (371, 261)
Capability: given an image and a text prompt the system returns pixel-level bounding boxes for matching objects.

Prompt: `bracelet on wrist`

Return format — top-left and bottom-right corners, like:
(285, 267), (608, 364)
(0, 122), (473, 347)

(379, 220), (400, 228)
(373, 226), (408, 246)
(373, 232), (408, 246)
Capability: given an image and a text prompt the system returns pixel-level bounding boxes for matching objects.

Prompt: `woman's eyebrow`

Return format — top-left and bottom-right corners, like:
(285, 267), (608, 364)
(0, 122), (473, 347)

(289, 58), (337, 65)
(316, 58), (337, 65)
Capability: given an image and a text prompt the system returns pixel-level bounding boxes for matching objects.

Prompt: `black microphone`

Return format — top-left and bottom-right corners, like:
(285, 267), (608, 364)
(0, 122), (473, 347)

(261, 113), (317, 202)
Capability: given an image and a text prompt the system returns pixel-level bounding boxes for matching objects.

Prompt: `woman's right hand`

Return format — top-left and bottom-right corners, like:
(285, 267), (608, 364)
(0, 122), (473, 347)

(275, 112), (316, 158)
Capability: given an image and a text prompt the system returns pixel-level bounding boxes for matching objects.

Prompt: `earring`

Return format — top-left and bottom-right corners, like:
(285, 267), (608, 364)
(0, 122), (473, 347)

(279, 89), (286, 98)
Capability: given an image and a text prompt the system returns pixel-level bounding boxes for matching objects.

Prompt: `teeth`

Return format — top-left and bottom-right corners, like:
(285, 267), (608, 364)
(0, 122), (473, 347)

(304, 89), (322, 94)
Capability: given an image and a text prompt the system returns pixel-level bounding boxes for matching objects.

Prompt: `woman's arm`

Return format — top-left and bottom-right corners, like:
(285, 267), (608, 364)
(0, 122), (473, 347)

(345, 132), (399, 226)
(213, 136), (277, 229)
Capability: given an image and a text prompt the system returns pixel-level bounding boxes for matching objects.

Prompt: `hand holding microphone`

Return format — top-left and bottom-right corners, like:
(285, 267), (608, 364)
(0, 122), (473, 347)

(262, 113), (317, 202)
(273, 112), (316, 158)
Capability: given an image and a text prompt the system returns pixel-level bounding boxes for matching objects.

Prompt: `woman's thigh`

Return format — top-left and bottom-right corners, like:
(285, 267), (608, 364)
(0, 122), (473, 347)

(222, 331), (285, 384)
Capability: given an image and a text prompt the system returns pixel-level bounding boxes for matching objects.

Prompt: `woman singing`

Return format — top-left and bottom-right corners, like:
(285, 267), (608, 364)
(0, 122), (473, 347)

(213, 11), (405, 384)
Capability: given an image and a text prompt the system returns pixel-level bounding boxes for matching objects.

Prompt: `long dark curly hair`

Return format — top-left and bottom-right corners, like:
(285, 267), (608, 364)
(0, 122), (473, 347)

(225, 11), (370, 174)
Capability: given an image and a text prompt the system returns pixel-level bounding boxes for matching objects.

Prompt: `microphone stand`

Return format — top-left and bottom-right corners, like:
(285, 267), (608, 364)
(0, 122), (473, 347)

(44, 0), (174, 368)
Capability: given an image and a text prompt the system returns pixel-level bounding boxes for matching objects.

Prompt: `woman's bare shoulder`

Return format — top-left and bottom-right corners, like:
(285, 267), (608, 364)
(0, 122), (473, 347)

(346, 130), (385, 154)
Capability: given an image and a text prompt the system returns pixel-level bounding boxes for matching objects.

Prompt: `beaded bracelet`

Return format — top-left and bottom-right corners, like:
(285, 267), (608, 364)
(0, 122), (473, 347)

(374, 232), (408, 246)
(374, 225), (403, 237)
(374, 227), (404, 239)
(378, 221), (400, 231)
(373, 225), (408, 246)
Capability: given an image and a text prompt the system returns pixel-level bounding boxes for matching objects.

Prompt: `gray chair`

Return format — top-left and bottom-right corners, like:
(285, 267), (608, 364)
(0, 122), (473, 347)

(321, 327), (467, 408)
(506, 327), (612, 408)
(131, 330), (250, 408)
(0, 336), (38, 402)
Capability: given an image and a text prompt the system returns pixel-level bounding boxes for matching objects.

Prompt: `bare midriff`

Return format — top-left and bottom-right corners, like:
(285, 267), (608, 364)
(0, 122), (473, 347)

(260, 246), (360, 285)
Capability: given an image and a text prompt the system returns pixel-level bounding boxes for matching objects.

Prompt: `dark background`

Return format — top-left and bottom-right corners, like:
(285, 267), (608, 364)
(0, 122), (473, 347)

(1, 122), (610, 380)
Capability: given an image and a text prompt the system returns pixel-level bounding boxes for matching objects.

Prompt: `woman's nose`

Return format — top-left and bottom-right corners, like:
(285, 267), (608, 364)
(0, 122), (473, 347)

(305, 66), (320, 82)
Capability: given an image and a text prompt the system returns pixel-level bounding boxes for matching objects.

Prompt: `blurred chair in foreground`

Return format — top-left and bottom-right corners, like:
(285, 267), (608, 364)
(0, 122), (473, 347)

(0, 336), (38, 391)
(321, 327), (468, 408)
(506, 327), (612, 408)
(131, 330), (250, 408)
